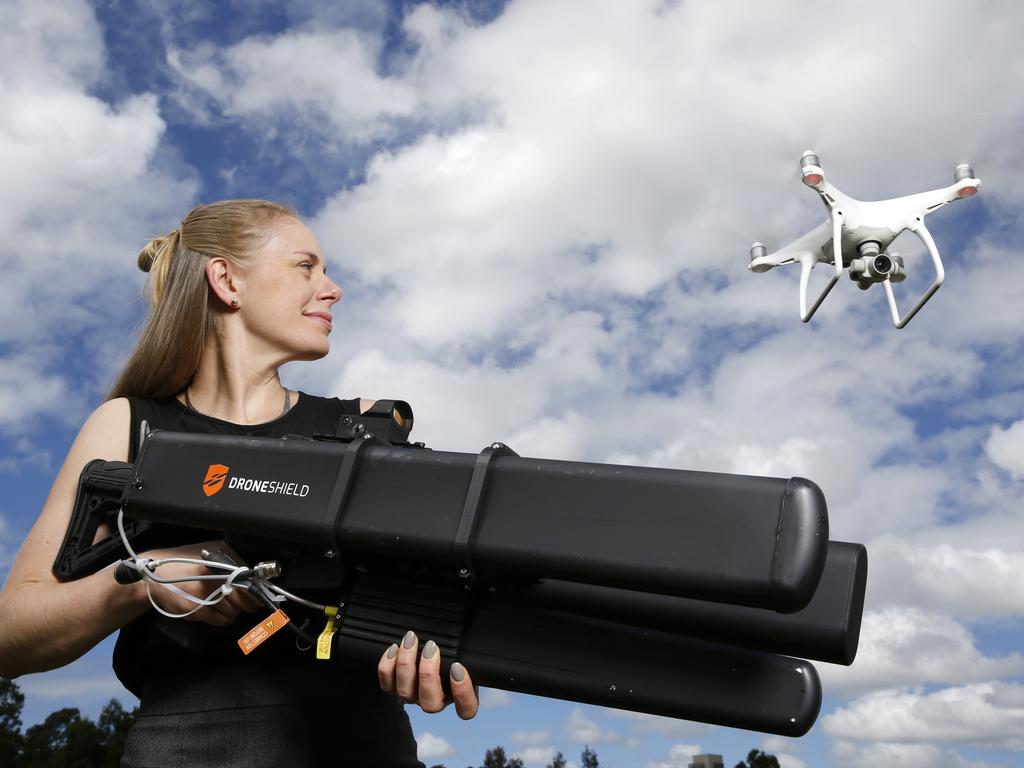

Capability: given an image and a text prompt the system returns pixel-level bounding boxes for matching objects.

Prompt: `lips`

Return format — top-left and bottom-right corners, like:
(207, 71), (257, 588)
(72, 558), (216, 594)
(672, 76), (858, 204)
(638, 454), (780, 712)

(303, 312), (333, 329)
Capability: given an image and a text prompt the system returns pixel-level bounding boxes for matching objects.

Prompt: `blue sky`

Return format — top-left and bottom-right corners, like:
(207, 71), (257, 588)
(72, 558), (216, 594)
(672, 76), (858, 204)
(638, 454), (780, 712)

(1, 1), (1023, 766)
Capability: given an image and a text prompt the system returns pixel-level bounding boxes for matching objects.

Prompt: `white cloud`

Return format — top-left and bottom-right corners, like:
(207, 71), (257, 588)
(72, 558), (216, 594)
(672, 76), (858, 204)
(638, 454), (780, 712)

(831, 740), (1003, 768)
(0, 437), (56, 477)
(512, 746), (557, 766)
(824, 683), (1024, 750)
(168, 29), (417, 141)
(0, 355), (75, 430)
(510, 729), (551, 746)
(820, 608), (1024, 695)
(164, 0), (1022, 367)
(761, 735), (799, 755)
(479, 687), (514, 709)
(605, 708), (709, 739)
(985, 419), (1024, 478)
(416, 731), (456, 760)
(0, 0), (104, 87)
(645, 743), (703, 768)
(864, 539), (1024, 620)
(565, 707), (621, 745)
(0, 0), (196, 429)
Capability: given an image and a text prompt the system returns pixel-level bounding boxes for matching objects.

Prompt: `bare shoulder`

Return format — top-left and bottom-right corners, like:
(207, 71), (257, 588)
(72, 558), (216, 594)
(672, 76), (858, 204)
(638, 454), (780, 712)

(77, 397), (131, 453)
(2, 398), (131, 588)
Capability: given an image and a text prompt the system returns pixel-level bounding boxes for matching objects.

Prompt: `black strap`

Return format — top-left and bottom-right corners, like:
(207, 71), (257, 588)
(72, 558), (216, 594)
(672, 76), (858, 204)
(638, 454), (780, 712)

(453, 442), (517, 579)
(323, 434), (382, 555)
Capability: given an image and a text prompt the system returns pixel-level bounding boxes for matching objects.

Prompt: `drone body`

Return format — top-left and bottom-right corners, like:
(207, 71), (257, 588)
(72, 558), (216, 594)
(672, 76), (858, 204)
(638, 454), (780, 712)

(749, 151), (981, 328)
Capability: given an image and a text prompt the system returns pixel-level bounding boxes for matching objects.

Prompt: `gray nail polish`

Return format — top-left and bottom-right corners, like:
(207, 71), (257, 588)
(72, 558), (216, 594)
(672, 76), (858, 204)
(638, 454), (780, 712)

(402, 630), (416, 649)
(422, 640), (437, 660)
(451, 661), (466, 682)
(386, 643), (399, 659)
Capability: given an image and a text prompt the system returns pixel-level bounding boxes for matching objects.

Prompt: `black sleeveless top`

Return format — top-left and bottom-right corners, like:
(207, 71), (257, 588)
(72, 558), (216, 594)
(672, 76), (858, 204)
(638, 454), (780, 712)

(114, 393), (424, 767)
(114, 392), (363, 696)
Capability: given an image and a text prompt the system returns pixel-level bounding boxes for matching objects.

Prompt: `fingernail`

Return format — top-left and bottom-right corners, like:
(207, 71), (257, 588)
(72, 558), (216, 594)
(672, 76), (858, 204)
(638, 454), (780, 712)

(402, 630), (416, 649)
(422, 640), (437, 660)
(385, 644), (399, 659)
(451, 661), (466, 682)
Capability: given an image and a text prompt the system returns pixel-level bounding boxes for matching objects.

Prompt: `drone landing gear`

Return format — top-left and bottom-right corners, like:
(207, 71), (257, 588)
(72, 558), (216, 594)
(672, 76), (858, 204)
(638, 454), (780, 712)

(798, 210), (844, 322)
(881, 222), (945, 329)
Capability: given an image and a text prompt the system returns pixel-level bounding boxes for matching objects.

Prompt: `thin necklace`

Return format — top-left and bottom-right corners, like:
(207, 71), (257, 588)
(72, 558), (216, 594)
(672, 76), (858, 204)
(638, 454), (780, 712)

(184, 386), (292, 420)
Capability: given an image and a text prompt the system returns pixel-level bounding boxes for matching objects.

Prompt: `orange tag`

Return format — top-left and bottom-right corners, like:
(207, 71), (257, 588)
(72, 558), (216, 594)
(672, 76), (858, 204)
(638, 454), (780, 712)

(237, 608), (290, 655)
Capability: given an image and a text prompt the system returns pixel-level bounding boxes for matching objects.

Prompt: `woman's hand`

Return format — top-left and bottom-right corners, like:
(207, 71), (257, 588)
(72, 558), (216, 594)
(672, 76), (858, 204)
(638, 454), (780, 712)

(377, 630), (479, 719)
(133, 540), (263, 626)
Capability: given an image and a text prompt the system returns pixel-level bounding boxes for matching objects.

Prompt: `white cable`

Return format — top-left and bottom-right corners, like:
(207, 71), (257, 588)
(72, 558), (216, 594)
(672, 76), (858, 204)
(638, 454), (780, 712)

(116, 509), (238, 616)
(116, 508), (333, 618)
(266, 584), (327, 611)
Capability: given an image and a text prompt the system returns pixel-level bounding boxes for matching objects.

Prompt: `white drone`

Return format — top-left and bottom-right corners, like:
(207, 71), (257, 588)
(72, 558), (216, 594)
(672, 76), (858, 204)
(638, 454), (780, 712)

(748, 150), (981, 328)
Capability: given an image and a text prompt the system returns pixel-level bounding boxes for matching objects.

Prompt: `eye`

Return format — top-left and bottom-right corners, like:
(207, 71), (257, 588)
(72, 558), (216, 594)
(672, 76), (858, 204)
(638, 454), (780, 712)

(299, 261), (314, 272)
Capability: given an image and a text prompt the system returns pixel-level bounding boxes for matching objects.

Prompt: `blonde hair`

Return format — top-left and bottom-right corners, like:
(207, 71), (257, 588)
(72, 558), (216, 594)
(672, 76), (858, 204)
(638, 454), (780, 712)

(109, 199), (298, 400)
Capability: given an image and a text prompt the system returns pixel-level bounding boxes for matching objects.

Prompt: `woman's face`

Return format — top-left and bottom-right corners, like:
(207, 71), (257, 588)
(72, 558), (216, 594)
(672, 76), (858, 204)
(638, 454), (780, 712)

(238, 216), (342, 362)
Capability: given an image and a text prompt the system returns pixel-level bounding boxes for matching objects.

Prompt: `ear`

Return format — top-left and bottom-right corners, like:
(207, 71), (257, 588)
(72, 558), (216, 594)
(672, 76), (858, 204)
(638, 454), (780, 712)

(206, 257), (241, 309)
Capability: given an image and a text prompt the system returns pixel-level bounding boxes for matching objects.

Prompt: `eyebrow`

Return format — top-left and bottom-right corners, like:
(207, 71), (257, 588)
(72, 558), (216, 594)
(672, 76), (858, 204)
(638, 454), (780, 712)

(292, 250), (328, 273)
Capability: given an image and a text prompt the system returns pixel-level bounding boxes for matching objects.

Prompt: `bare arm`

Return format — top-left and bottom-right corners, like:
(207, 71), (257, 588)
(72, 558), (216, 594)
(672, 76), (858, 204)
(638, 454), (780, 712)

(0, 398), (261, 679)
(0, 398), (152, 678)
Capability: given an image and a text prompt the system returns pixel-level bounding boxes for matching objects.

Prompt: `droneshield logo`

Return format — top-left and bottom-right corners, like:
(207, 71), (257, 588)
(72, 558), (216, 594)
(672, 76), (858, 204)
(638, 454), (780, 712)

(201, 463), (311, 498)
(203, 464), (229, 497)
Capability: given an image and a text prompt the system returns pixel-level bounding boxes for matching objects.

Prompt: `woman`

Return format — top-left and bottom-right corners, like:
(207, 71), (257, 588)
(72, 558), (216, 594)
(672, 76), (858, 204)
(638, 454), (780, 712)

(0, 199), (477, 766)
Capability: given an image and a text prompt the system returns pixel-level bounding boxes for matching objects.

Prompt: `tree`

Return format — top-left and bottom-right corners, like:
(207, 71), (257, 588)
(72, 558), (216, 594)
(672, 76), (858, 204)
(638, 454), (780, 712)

(581, 745), (599, 768)
(20, 707), (104, 768)
(482, 745), (524, 768)
(734, 749), (781, 768)
(547, 751), (567, 768)
(96, 699), (138, 768)
(0, 678), (25, 767)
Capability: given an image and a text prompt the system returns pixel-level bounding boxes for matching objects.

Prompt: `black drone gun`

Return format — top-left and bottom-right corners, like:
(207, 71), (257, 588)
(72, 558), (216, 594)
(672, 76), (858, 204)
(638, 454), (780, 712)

(54, 401), (867, 737)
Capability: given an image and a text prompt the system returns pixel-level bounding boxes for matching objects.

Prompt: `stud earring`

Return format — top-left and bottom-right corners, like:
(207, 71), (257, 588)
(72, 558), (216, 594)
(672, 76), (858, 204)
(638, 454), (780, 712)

(231, 298), (239, 307)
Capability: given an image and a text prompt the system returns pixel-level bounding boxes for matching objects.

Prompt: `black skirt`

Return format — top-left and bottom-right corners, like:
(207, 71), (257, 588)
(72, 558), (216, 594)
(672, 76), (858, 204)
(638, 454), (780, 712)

(121, 658), (423, 768)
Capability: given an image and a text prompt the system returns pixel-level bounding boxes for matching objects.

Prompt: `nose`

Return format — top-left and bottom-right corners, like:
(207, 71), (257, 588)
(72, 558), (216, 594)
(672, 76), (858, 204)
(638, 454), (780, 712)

(320, 274), (343, 305)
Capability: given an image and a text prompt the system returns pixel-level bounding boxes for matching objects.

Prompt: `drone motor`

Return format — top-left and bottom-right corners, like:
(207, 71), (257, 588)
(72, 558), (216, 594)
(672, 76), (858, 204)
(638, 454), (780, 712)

(955, 163), (978, 197)
(800, 150), (824, 188)
(749, 242), (770, 272)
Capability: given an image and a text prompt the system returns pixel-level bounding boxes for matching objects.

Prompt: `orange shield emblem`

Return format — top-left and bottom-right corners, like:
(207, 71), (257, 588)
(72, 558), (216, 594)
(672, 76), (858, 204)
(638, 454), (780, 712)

(203, 464), (229, 497)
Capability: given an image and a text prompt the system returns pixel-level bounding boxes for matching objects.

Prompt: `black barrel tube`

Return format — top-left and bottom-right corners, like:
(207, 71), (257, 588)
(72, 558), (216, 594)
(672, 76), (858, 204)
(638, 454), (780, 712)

(521, 541), (867, 665)
(334, 587), (822, 736)
(126, 431), (829, 612)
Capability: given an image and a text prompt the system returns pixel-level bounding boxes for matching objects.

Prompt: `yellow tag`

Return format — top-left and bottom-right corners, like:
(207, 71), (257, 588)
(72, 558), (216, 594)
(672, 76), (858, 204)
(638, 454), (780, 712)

(316, 606), (339, 660)
(238, 608), (290, 655)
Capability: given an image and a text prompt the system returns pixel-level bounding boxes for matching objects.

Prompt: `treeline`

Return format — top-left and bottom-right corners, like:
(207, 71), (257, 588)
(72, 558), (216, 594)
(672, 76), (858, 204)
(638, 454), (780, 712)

(1, 677), (602, 768)
(431, 744), (601, 768)
(1, 678), (135, 767)
(3, 678), (779, 768)
(436, 745), (780, 768)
